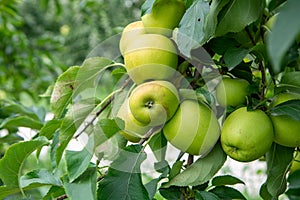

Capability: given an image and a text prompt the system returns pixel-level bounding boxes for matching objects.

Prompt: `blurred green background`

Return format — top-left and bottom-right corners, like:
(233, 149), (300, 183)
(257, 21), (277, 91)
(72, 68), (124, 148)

(0, 0), (142, 105)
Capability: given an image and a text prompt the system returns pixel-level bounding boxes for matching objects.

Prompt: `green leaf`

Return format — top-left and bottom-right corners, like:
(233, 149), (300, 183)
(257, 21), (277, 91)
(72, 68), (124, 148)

(260, 143), (294, 199)
(148, 132), (167, 162)
(94, 118), (124, 148)
(162, 143), (226, 187)
(50, 66), (80, 118)
(20, 169), (62, 188)
(145, 178), (160, 200)
(66, 136), (94, 182)
(55, 113), (77, 165)
(0, 186), (20, 199)
(38, 119), (61, 140)
(73, 57), (113, 98)
(0, 116), (43, 130)
(141, 0), (155, 16)
(0, 99), (41, 121)
(209, 186), (246, 200)
(0, 134), (23, 144)
(159, 186), (182, 200)
(281, 72), (300, 88)
(98, 118), (123, 138)
(211, 175), (245, 186)
(195, 191), (221, 200)
(286, 179), (300, 199)
(215, 0), (263, 36)
(42, 186), (65, 200)
(224, 47), (250, 70)
(97, 145), (149, 200)
(176, 0), (210, 58)
(0, 137), (49, 190)
(64, 167), (97, 200)
(169, 160), (184, 180)
(270, 100), (300, 121)
(267, 0), (300, 74)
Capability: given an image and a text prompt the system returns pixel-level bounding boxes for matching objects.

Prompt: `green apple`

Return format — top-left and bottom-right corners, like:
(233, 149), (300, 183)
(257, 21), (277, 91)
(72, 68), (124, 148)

(117, 99), (154, 143)
(216, 77), (249, 107)
(141, 0), (186, 36)
(270, 92), (300, 147)
(129, 80), (179, 126)
(119, 21), (145, 55)
(124, 34), (178, 84)
(163, 90), (221, 155)
(221, 107), (274, 162)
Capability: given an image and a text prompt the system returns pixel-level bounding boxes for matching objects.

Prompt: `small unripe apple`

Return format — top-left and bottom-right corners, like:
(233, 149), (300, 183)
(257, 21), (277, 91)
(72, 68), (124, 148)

(119, 21), (145, 55)
(117, 99), (153, 143)
(270, 92), (300, 147)
(142, 0), (186, 36)
(163, 90), (221, 155)
(129, 81), (179, 126)
(221, 107), (274, 162)
(216, 77), (249, 107)
(124, 34), (178, 84)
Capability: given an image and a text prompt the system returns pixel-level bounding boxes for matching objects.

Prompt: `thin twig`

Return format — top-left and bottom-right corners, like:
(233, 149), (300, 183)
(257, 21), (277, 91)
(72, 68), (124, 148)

(138, 125), (163, 145)
(74, 77), (131, 139)
(258, 61), (267, 101)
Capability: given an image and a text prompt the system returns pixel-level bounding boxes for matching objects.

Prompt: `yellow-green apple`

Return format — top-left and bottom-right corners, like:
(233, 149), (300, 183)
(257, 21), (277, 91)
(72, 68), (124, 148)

(270, 92), (300, 147)
(124, 34), (178, 84)
(129, 80), (179, 126)
(221, 107), (274, 162)
(163, 89), (221, 155)
(117, 99), (154, 143)
(119, 21), (145, 55)
(216, 77), (249, 107)
(141, 0), (186, 36)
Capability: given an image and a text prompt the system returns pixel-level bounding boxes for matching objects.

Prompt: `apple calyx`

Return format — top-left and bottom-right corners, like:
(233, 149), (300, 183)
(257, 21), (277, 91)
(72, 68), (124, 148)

(129, 80), (180, 126)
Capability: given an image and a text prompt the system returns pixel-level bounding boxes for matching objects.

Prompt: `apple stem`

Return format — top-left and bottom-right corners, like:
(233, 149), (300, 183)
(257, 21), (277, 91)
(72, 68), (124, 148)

(187, 154), (194, 166)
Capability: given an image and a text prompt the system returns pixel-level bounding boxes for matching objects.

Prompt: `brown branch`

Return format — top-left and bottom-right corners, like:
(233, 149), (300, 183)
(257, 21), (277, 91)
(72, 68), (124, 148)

(187, 154), (194, 167)
(245, 26), (256, 46)
(258, 61), (266, 101)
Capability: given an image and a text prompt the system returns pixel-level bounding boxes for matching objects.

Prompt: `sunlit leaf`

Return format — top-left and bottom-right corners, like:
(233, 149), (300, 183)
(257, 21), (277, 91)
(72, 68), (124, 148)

(50, 66), (80, 118)
(0, 137), (49, 191)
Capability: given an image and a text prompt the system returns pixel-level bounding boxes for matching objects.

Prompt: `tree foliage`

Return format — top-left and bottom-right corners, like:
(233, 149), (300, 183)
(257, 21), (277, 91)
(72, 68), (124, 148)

(1, 0), (300, 199)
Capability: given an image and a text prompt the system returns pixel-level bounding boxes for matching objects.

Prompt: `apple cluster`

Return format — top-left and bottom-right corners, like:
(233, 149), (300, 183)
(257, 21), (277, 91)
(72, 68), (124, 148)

(116, 0), (300, 162)
(216, 78), (300, 162)
(116, 0), (221, 156)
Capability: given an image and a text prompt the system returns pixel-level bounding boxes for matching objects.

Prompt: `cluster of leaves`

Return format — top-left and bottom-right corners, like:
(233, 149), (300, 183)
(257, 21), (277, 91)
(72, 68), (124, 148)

(0, 0), (300, 199)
